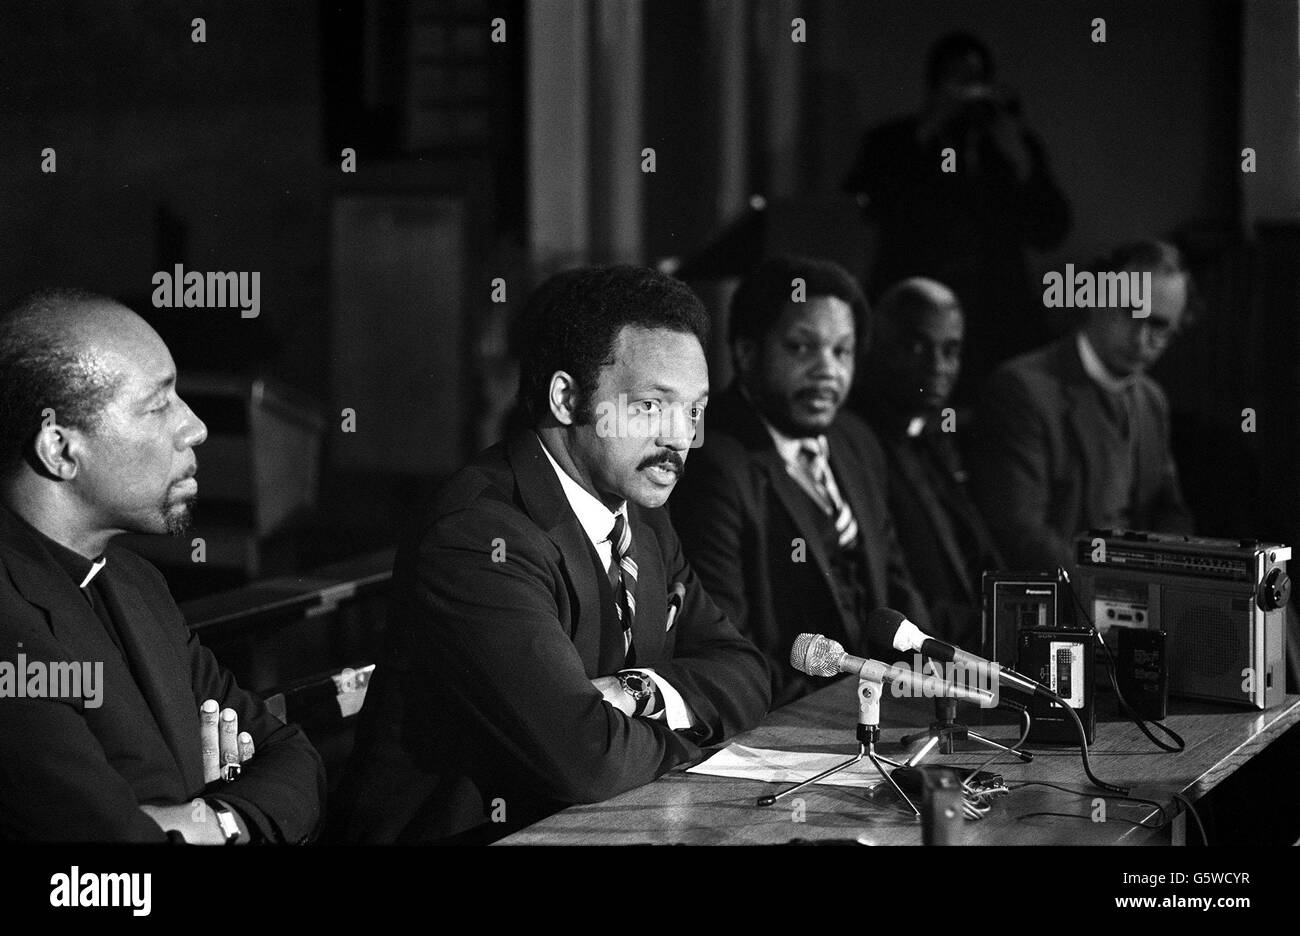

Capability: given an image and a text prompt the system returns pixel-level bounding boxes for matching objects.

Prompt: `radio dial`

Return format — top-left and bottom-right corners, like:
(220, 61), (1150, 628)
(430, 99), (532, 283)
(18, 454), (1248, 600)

(1258, 568), (1291, 611)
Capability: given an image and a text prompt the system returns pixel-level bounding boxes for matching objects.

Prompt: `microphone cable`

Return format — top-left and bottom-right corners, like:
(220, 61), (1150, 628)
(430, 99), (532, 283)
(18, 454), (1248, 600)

(1059, 568), (1186, 753)
(1043, 680), (1129, 795)
(1011, 780), (1206, 844)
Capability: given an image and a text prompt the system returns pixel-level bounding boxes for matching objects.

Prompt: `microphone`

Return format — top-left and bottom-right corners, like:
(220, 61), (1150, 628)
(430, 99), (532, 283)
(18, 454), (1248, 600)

(790, 634), (995, 707)
(864, 608), (1047, 700)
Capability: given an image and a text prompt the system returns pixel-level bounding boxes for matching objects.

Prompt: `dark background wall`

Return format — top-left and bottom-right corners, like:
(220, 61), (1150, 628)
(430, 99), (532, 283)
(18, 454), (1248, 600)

(0, 1), (330, 398)
(0, 0), (1295, 592)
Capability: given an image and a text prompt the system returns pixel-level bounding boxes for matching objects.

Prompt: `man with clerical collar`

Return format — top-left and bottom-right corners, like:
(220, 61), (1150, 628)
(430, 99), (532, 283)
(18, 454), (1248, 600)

(852, 277), (1004, 654)
(0, 288), (323, 842)
(338, 265), (769, 844)
(971, 240), (1195, 577)
(671, 256), (931, 706)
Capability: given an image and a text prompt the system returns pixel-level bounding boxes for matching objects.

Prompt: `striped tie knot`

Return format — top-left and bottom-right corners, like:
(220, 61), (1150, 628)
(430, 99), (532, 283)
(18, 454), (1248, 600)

(798, 440), (859, 550)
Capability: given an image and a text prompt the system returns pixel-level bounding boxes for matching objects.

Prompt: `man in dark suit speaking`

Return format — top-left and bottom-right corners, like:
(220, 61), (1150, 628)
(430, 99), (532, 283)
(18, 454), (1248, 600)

(0, 289), (323, 842)
(671, 257), (931, 707)
(340, 266), (769, 843)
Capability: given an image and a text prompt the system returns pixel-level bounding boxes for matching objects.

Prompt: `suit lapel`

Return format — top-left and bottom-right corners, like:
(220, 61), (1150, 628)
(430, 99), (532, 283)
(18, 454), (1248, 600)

(97, 567), (202, 789)
(1, 539), (145, 706)
(1058, 342), (1111, 527)
(712, 386), (849, 638)
(764, 450), (839, 587)
(893, 438), (974, 601)
(508, 433), (620, 674)
(0, 507), (196, 788)
(626, 506), (667, 666)
(1131, 380), (1160, 504)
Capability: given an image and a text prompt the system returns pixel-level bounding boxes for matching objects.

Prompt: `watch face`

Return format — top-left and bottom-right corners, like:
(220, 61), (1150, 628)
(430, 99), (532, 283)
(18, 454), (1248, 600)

(620, 673), (650, 697)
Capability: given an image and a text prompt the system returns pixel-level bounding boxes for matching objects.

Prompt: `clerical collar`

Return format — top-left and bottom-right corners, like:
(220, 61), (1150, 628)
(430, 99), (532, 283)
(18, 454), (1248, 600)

(10, 510), (108, 589)
(1077, 331), (1137, 395)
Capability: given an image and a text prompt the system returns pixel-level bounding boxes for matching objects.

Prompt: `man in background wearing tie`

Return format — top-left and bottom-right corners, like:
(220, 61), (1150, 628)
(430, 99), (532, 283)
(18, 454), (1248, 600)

(853, 278), (1003, 655)
(339, 266), (769, 843)
(970, 240), (1195, 576)
(671, 256), (930, 707)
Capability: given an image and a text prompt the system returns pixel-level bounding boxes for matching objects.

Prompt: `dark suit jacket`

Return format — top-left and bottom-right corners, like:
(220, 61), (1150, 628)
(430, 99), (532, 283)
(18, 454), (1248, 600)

(338, 432), (770, 843)
(970, 334), (1193, 573)
(859, 402), (1004, 651)
(670, 385), (932, 707)
(0, 505), (324, 842)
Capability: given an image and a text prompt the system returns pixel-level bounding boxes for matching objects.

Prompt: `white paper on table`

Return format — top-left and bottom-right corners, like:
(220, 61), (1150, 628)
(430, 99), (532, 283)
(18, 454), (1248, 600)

(687, 743), (885, 789)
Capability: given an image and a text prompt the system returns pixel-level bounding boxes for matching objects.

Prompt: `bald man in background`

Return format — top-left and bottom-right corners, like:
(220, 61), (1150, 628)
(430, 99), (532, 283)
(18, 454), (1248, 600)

(852, 278), (1003, 653)
(0, 288), (323, 842)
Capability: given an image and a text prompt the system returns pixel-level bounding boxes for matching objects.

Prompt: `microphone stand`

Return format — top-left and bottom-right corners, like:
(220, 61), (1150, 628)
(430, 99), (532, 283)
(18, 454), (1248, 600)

(756, 679), (920, 816)
(900, 696), (1033, 766)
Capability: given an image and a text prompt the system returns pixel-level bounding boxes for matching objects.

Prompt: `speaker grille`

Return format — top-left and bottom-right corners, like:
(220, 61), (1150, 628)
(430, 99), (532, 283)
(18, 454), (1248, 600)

(1164, 589), (1249, 698)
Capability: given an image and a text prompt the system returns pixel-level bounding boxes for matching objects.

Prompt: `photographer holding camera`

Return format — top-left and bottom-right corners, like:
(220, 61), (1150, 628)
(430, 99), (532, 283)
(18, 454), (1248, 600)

(844, 32), (1071, 401)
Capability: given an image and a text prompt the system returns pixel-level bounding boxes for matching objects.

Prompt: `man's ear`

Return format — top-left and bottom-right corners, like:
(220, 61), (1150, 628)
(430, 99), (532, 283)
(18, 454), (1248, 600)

(732, 337), (758, 377)
(31, 424), (80, 480)
(547, 371), (581, 426)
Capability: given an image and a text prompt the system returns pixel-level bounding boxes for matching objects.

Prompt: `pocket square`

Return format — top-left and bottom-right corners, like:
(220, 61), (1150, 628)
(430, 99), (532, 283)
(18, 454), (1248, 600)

(665, 582), (686, 631)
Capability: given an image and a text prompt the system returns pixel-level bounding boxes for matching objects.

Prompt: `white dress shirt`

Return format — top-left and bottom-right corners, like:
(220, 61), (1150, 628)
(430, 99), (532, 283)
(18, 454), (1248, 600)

(1077, 331), (1137, 395)
(536, 435), (695, 729)
(759, 420), (852, 518)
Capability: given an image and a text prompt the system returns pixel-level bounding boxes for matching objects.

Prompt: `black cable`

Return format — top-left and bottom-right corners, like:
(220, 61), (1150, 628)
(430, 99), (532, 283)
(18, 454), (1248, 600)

(1097, 628), (1186, 752)
(1010, 779), (1170, 825)
(1172, 791), (1208, 845)
(1016, 811), (1163, 831)
(1042, 680), (1129, 795)
(1059, 567), (1186, 753)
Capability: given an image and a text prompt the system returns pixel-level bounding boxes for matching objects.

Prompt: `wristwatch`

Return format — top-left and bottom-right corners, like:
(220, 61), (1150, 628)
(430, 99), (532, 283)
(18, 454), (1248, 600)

(617, 671), (655, 716)
(211, 804), (241, 845)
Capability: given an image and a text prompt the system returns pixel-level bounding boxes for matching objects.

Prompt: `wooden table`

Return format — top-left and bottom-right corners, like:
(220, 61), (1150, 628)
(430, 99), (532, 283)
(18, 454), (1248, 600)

(500, 679), (1300, 845)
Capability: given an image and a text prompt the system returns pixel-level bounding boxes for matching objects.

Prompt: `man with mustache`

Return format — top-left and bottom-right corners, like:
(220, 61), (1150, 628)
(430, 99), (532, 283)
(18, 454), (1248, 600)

(852, 278), (1003, 655)
(970, 240), (1195, 577)
(671, 257), (930, 706)
(338, 266), (769, 843)
(0, 289), (323, 842)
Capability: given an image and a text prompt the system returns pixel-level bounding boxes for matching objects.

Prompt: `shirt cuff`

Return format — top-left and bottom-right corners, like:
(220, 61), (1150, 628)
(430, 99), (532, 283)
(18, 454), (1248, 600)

(622, 668), (697, 730)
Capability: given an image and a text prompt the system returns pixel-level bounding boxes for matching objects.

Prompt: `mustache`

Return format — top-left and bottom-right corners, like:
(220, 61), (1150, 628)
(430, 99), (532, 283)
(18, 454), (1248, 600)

(638, 451), (685, 473)
(795, 385), (842, 399)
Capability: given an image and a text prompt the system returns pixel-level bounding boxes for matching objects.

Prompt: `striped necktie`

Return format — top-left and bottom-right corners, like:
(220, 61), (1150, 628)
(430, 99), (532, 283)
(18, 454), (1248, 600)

(799, 440), (859, 549)
(607, 512), (638, 663)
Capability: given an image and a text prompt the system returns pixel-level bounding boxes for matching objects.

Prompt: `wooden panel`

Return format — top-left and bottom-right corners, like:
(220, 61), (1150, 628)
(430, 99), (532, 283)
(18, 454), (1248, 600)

(329, 194), (466, 474)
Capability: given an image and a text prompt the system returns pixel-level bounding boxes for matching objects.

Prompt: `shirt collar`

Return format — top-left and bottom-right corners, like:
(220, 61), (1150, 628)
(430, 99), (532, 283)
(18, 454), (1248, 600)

(536, 433), (625, 548)
(741, 385), (829, 466)
(1077, 331), (1136, 395)
(756, 413), (824, 464)
(8, 507), (108, 589)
